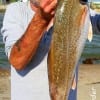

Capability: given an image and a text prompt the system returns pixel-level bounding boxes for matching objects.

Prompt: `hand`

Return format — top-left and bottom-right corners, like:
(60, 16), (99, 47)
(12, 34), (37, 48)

(39, 0), (57, 21)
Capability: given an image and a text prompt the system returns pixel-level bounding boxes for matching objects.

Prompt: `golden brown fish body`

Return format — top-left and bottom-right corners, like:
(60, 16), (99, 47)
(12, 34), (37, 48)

(47, 0), (90, 100)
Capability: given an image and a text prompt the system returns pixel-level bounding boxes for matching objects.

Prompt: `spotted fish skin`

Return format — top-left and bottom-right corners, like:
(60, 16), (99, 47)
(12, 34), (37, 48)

(47, 0), (90, 100)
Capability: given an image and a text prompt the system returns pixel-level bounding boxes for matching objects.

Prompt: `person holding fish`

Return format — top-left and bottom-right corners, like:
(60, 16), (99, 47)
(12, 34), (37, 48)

(1, 0), (100, 100)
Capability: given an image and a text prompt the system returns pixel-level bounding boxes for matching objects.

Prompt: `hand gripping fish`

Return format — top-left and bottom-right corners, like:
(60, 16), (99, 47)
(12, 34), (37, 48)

(47, 0), (91, 100)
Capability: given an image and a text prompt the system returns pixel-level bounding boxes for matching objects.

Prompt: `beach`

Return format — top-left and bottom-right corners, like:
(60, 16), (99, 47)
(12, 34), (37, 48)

(0, 64), (100, 100)
(0, 1), (100, 100)
(0, 68), (10, 100)
(78, 64), (100, 100)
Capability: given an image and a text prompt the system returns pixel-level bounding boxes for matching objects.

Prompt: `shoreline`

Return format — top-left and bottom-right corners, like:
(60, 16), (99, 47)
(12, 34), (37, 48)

(0, 64), (100, 76)
(0, 68), (10, 77)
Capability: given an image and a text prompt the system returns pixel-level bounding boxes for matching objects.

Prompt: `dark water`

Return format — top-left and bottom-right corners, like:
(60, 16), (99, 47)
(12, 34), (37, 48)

(81, 34), (100, 64)
(0, 13), (10, 69)
(0, 12), (100, 69)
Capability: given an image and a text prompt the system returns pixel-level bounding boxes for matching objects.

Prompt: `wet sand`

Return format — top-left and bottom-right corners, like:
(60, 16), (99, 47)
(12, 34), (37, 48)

(0, 64), (100, 100)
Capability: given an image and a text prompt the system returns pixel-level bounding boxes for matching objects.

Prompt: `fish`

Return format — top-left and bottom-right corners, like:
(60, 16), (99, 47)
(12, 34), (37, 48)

(47, 0), (90, 100)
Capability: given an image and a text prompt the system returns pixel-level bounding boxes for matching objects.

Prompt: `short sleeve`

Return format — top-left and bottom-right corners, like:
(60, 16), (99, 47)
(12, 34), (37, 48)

(1, 3), (25, 58)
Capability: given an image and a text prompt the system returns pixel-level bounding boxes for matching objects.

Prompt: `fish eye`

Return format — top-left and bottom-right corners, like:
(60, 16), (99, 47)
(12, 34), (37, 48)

(80, 0), (88, 5)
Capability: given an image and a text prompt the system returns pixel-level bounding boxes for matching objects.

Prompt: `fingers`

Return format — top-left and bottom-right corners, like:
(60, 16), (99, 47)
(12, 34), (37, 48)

(38, 0), (57, 22)
(40, 0), (52, 8)
(45, 0), (57, 14)
(40, 0), (57, 14)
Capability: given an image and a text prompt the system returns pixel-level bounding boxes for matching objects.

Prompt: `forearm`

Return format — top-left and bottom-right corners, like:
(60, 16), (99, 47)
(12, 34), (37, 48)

(9, 12), (49, 70)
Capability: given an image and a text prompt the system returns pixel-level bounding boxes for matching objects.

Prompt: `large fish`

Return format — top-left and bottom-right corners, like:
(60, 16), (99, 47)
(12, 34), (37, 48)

(47, 0), (90, 100)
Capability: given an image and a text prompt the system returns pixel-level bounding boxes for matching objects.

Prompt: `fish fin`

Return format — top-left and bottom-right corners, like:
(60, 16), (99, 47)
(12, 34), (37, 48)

(88, 21), (93, 42)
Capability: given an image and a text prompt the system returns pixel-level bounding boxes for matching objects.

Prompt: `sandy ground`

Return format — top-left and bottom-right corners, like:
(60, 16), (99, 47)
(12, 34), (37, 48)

(0, 64), (100, 100)
(78, 64), (100, 100)
(0, 69), (10, 100)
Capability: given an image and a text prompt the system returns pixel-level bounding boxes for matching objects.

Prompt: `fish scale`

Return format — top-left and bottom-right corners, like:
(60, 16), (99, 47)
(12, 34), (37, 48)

(47, 0), (90, 100)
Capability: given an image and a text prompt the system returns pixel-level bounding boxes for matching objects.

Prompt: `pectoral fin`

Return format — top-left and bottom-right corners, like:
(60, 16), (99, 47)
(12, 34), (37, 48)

(88, 21), (93, 42)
